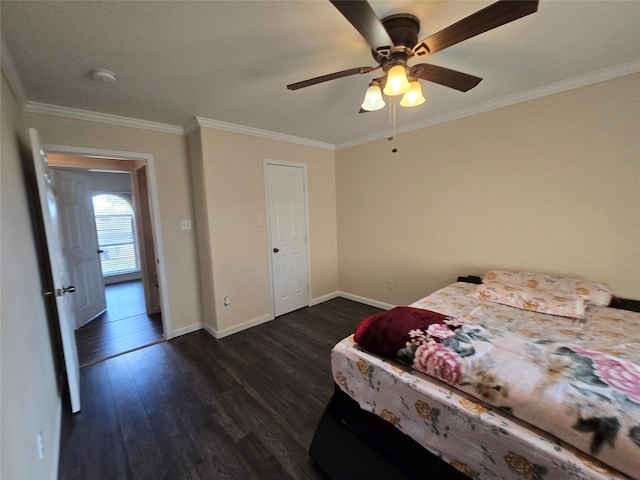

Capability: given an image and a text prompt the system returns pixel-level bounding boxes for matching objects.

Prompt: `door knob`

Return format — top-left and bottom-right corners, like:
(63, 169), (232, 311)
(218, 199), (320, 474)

(42, 285), (76, 297)
(273, 248), (279, 253)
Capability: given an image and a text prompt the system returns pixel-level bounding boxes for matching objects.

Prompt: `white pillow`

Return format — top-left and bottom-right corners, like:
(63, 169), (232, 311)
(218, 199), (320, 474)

(482, 270), (612, 306)
(469, 282), (589, 319)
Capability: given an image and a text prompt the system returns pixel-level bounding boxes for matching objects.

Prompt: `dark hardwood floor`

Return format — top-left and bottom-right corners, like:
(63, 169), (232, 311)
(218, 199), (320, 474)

(59, 297), (381, 480)
(75, 280), (164, 367)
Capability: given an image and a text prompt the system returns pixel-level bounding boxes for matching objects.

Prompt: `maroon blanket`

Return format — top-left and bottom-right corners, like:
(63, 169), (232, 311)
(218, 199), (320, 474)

(354, 306), (448, 359)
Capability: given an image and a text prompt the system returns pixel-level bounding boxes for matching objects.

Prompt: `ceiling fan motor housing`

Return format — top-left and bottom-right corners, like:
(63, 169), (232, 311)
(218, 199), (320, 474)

(372, 13), (421, 67)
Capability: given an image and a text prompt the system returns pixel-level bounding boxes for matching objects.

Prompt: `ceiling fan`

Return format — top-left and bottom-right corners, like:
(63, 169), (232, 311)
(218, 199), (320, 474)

(287, 0), (539, 111)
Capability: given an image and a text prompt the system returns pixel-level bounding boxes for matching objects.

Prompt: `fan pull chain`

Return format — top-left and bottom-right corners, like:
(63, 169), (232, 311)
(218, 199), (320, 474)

(388, 97), (398, 153)
(387, 97), (395, 141)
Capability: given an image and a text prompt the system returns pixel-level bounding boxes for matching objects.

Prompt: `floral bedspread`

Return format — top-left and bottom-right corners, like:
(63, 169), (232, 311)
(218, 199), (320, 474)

(332, 282), (640, 479)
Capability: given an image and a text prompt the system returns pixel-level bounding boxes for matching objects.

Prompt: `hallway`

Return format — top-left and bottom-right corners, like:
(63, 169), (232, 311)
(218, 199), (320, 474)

(75, 280), (164, 367)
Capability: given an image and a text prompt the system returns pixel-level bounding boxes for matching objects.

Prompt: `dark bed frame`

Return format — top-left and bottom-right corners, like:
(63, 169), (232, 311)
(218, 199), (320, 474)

(309, 384), (471, 480)
(308, 276), (640, 480)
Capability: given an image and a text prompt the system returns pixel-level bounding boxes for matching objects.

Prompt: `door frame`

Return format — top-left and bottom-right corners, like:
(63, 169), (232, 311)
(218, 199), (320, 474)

(263, 159), (312, 317)
(43, 143), (173, 338)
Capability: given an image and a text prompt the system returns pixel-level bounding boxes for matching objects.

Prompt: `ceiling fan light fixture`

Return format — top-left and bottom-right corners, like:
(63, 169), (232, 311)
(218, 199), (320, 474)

(400, 81), (425, 107)
(383, 64), (411, 96)
(361, 84), (385, 111)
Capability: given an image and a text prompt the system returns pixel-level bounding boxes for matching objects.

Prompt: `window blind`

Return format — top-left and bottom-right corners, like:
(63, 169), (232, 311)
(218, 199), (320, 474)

(92, 194), (140, 277)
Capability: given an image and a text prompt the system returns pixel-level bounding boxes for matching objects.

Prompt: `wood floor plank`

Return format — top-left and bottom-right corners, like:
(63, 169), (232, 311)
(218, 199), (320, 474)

(59, 298), (381, 479)
(235, 432), (291, 479)
(63, 362), (130, 479)
(75, 280), (164, 367)
(106, 355), (171, 479)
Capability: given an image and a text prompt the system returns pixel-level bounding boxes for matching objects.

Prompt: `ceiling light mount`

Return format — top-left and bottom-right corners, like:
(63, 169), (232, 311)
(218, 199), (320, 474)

(371, 13), (420, 64)
(89, 68), (118, 84)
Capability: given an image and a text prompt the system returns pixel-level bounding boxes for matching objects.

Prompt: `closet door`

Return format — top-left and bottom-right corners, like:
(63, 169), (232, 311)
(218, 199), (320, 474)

(265, 162), (310, 317)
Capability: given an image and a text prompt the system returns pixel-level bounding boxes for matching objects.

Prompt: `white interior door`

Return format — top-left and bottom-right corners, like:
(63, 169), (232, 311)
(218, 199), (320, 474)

(54, 169), (107, 328)
(30, 128), (81, 413)
(265, 162), (310, 317)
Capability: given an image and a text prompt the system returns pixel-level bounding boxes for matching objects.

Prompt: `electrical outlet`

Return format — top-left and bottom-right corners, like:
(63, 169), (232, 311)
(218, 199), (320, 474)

(387, 280), (395, 291)
(223, 296), (231, 309)
(180, 219), (192, 231)
(37, 431), (45, 460)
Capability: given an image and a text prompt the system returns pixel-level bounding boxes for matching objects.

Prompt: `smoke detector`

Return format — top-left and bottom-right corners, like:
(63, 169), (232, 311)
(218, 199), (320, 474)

(89, 68), (117, 83)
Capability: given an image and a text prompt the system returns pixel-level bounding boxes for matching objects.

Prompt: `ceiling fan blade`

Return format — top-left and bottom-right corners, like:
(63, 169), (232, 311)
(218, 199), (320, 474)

(287, 66), (376, 90)
(410, 64), (482, 92)
(413, 0), (539, 57)
(330, 0), (394, 55)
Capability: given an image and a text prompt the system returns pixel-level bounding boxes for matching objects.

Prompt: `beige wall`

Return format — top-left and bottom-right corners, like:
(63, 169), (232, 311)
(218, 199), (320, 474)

(192, 127), (338, 335)
(337, 73), (640, 304)
(1, 74), (61, 479)
(23, 113), (202, 336)
(187, 127), (217, 331)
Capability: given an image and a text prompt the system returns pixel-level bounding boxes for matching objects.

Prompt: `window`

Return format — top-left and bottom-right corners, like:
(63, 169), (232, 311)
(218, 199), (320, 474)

(92, 194), (140, 277)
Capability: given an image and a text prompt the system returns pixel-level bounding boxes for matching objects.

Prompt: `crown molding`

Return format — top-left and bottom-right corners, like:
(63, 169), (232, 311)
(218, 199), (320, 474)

(188, 116), (335, 151)
(20, 101), (335, 150)
(336, 60), (640, 150)
(23, 101), (185, 135)
(1, 37), (28, 109)
(183, 117), (201, 136)
(10, 58), (638, 150)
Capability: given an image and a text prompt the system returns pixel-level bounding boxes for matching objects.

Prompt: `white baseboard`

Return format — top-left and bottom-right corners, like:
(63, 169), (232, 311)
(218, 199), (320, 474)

(310, 291), (340, 306)
(338, 291), (395, 311)
(170, 322), (203, 339)
(177, 293), (389, 340)
(206, 314), (274, 339)
(202, 323), (217, 338)
(309, 289), (394, 310)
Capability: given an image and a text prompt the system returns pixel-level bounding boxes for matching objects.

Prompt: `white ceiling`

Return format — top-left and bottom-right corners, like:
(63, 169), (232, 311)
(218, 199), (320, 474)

(2, 1), (639, 147)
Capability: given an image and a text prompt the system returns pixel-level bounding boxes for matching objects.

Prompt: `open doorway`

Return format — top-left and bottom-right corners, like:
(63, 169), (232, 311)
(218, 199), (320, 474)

(48, 152), (166, 366)
(75, 280), (163, 367)
(79, 192), (163, 366)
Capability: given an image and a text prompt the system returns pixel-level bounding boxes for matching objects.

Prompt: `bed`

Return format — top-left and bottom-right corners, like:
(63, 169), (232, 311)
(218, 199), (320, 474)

(309, 273), (640, 480)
